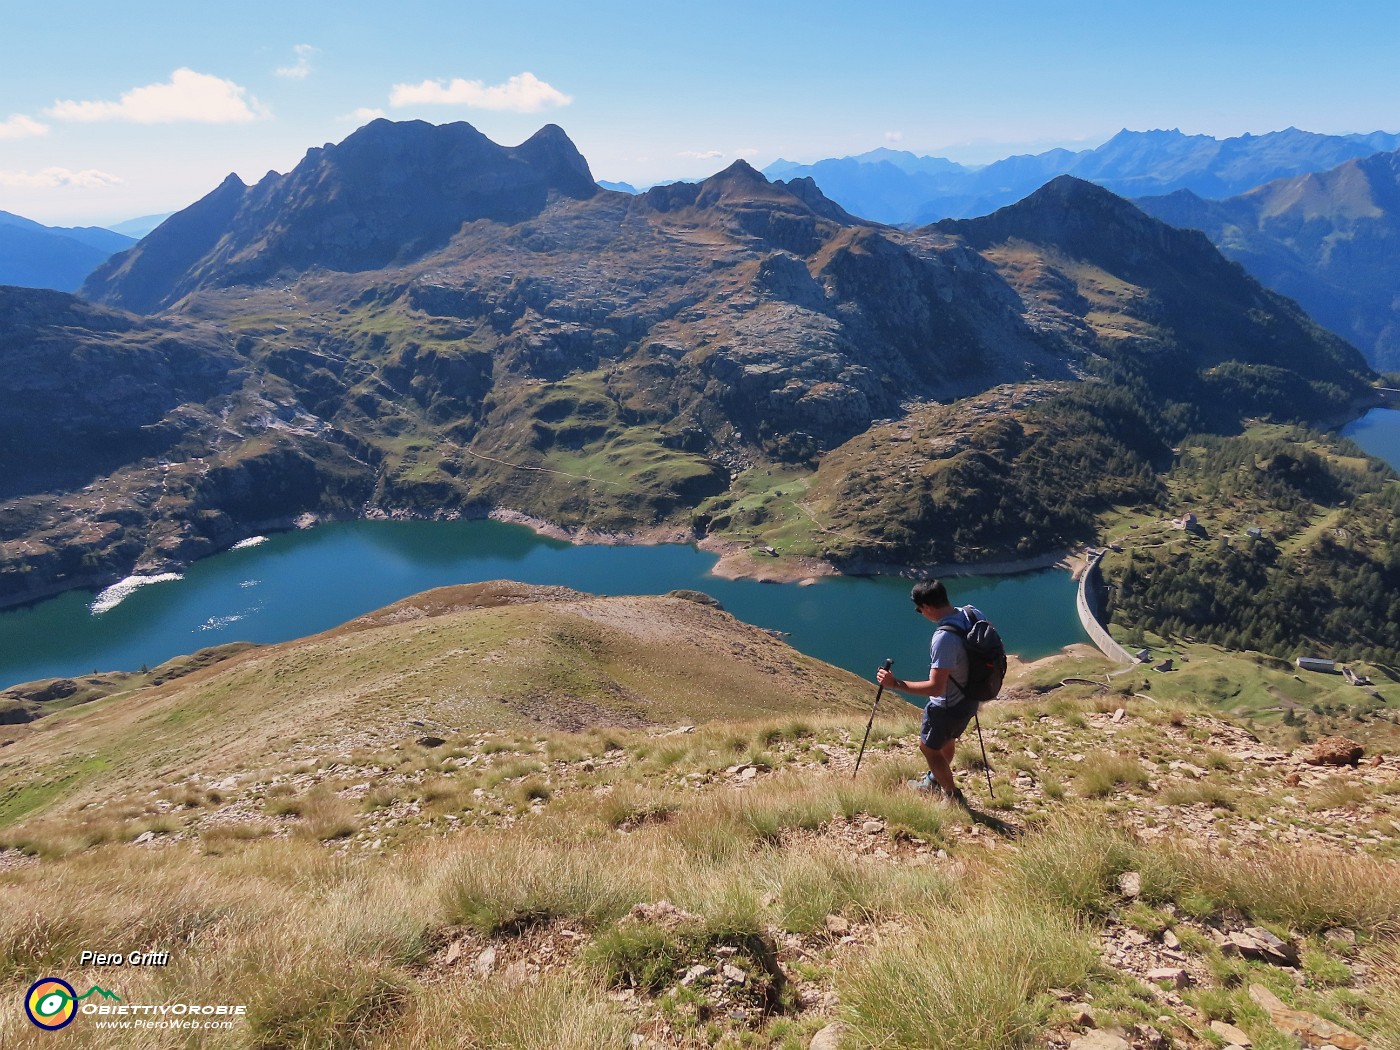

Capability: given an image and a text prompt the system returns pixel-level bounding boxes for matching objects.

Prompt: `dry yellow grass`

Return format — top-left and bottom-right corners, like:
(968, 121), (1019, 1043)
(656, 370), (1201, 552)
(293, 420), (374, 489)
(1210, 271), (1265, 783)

(0, 583), (872, 828)
(1, 584), (1398, 1048)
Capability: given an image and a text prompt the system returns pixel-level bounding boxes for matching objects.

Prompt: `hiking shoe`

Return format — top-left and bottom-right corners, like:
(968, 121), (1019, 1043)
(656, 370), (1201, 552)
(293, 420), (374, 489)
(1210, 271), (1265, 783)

(910, 772), (938, 792)
(910, 774), (968, 807)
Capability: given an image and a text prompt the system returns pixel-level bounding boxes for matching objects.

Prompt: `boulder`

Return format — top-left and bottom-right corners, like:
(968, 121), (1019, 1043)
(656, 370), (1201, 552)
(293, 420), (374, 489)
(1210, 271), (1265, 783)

(1146, 967), (1190, 989)
(1069, 1032), (1132, 1050)
(1248, 983), (1370, 1049)
(1225, 927), (1300, 967)
(1209, 1020), (1252, 1046)
(1302, 736), (1364, 767)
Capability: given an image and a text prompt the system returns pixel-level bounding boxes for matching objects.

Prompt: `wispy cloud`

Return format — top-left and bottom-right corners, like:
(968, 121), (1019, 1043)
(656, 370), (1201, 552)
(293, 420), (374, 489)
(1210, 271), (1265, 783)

(46, 69), (268, 124)
(884, 130), (904, 143)
(0, 167), (122, 189)
(678, 150), (724, 160)
(276, 44), (317, 80)
(343, 107), (387, 123)
(389, 72), (571, 112)
(0, 114), (48, 140)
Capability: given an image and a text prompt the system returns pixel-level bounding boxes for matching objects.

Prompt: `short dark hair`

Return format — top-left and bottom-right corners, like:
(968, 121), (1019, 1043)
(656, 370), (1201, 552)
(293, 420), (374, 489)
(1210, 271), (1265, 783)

(910, 579), (949, 609)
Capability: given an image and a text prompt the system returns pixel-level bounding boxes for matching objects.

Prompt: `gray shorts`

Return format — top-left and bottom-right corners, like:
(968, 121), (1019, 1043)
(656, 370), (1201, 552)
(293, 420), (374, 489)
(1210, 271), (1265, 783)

(920, 700), (977, 749)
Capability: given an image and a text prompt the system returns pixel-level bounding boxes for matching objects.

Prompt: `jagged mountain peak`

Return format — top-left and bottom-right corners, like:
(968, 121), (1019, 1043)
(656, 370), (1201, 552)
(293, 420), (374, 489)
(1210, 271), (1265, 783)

(639, 161), (865, 226)
(83, 120), (599, 313)
(279, 118), (597, 202)
(709, 158), (767, 183)
(512, 122), (595, 186)
(935, 174), (1239, 271)
(938, 176), (1371, 395)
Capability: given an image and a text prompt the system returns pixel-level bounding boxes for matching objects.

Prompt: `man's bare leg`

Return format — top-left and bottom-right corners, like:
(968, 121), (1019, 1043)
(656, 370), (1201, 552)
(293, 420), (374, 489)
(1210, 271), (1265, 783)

(918, 739), (958, 795)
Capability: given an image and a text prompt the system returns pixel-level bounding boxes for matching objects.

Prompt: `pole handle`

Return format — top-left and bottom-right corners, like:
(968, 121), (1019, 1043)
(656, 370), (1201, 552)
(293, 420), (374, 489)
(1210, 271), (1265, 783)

(870, 658), (893, 707)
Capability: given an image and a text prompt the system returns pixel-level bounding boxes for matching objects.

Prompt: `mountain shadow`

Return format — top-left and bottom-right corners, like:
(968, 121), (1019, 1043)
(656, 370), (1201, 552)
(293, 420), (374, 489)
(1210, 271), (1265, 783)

(1138, 149), (1400, 373)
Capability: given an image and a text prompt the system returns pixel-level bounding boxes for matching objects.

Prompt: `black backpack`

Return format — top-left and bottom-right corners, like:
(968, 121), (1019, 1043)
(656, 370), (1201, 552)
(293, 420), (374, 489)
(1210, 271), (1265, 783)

(937, 608), (1007, 705)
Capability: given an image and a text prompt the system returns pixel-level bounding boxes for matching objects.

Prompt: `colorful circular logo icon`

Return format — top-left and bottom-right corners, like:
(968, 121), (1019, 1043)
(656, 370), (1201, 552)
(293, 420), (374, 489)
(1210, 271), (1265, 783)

(25, 978), (78, 1030)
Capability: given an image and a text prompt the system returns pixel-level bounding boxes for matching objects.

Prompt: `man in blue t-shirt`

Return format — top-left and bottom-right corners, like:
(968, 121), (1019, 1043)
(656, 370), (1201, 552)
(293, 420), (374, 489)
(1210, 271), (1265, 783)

(876, 579), (981, 806)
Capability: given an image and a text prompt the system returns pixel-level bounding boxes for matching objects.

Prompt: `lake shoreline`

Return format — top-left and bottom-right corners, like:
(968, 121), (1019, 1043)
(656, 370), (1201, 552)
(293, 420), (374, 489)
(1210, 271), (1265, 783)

(8, 391), (1392, 616)
(485, 508), (1087, 586)
(0, 496), (1092, 616)
(0, 513), (1090, 693)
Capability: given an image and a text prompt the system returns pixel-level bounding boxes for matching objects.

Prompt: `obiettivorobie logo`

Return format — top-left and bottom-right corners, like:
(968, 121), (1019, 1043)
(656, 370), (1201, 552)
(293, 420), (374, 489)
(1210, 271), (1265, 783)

(23, 974), (247, 1032)
(25, 978), (121, 1030)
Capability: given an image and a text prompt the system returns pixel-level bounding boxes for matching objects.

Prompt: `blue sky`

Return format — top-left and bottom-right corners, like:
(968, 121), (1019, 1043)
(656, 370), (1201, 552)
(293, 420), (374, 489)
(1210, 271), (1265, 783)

(2, 0), (1398, 226)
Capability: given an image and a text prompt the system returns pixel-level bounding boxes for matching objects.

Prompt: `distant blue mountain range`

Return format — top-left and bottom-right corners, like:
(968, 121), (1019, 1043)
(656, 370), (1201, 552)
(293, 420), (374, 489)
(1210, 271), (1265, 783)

(107, 212), (174, 238)
(0, 211), (136, 292)
(764, 128), (1400, 225)
(1137, 148), (1400, 373)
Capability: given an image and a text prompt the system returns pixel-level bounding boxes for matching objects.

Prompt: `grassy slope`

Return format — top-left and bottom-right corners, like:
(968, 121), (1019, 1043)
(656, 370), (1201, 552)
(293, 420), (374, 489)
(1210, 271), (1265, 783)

(0, 582), (866, 825)
(1, 585), (1397, 1050)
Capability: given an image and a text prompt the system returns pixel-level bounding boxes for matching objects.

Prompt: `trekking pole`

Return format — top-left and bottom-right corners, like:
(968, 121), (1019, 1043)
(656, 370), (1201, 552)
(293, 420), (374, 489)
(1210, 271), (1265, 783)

(853, 659), (893, 778)
(972, 710), (994, 795)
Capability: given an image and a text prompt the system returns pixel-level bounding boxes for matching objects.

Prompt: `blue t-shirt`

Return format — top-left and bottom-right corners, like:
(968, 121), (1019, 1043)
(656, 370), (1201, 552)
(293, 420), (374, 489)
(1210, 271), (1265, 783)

(926, 605), (983, 709)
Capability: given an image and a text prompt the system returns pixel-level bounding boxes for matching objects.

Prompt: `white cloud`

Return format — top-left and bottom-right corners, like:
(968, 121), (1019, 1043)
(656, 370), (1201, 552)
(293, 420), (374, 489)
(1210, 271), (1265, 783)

(343, 106), (387, 123)
(885, 130), (904, 143)
(46, 69), (267, 124)
(678, 150), (724, 160)
(276, 44), (317, 80)
(0, 114), (49, 140)
(389, 71), (571, 112)
(733, 147), (760, 159)
(0, 167), (123, 189)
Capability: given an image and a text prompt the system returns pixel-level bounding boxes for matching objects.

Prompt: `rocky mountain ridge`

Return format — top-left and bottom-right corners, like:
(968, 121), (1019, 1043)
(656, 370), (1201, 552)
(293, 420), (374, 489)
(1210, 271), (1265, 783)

(1137, 149), (1400, 372)
(83, 120), (601, 313)
(0, 122), (1378, 607)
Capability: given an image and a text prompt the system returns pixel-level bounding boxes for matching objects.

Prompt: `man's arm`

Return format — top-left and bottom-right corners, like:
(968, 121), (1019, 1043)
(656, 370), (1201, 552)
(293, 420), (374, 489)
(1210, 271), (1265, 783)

(876, 664), (951, 698)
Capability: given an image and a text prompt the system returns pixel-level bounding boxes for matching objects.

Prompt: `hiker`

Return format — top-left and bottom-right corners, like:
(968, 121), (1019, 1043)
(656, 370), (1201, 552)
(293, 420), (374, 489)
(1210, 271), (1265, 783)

(876, 579), (983, 805)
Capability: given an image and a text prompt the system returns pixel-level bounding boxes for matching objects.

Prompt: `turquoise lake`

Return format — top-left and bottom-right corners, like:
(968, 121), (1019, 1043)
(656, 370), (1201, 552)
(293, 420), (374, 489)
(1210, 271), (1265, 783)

(6, 401), (1398, 694)
(0, 519), (1085, 692)
(1341, 405), (1400, 471)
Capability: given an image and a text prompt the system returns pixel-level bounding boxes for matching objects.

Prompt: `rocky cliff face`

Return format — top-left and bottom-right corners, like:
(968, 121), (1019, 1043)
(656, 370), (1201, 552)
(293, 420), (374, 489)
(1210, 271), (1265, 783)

(0, 287), (375, 605)
(0, 287), (245, 497)
(81, 173), (249, 315)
